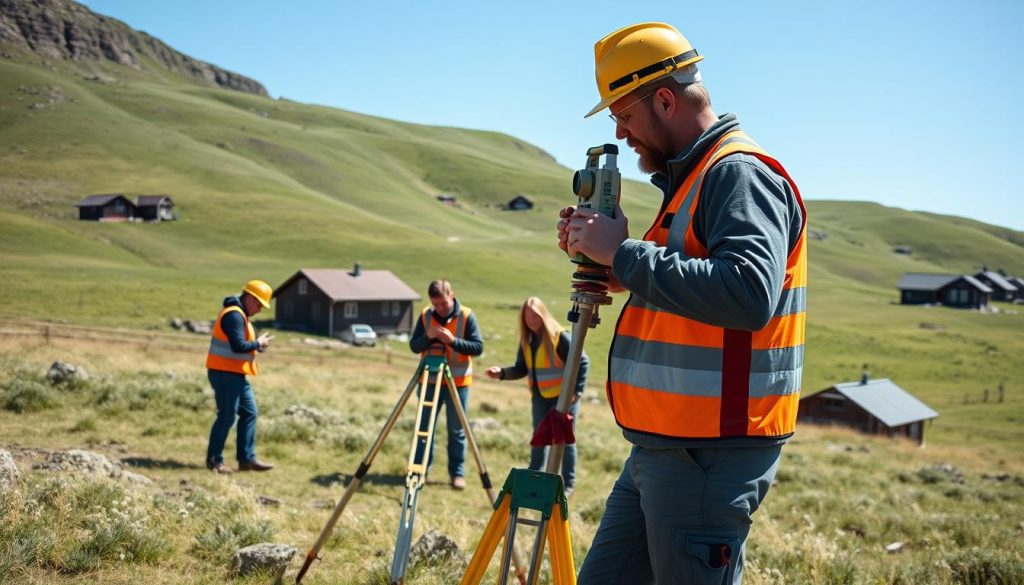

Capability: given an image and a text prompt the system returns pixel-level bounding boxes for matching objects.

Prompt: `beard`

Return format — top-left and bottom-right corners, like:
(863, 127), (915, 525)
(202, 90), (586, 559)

(635, 143), (666, 175)
(630, 118), (673, 175)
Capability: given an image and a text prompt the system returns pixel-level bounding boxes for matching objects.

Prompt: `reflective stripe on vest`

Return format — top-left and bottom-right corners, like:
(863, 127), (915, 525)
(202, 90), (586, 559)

(608, 130), (807, 440)
(205, 306), (258, 376)
(420, 305), (474, 386)
(523, 330), (565, 399)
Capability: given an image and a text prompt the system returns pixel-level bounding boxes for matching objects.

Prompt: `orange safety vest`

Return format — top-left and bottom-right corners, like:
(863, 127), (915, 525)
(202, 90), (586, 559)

(608, 130), (807, 440)
(523, 330), (566, 399)
(205, 306), (259, 376)
(420, 305), (474, 386)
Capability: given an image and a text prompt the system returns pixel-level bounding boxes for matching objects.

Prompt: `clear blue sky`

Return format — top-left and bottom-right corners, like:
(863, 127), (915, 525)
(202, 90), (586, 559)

(80, 0), (1024, 230)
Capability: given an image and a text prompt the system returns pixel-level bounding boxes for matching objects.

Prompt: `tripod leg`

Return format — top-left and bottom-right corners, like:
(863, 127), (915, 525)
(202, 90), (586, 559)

(460, 495), (512, 585)
(445, 366), (494, 498)
(445, 367), (528, 584)
(390, 478), (423, 585)
(547, 501), (576, 585)
(407, 366), (444, 479)
(390, 365), (445, 584)
(296, 363), (424, 583)
(525, 516), (550, 585)
(499, 508), (524, 585)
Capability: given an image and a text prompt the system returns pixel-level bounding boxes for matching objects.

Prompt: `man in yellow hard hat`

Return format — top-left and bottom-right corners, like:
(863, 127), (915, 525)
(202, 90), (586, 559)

(559, 22), (807, 583)
(205, 280), (276, 474)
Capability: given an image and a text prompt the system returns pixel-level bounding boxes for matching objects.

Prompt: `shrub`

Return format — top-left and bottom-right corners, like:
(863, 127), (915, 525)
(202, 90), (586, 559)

(948, 547), (1024, 585)
(576, 500), (605, 524)
(191, 518), (274, 561)
(259, 417), (320, 444)
(0, 475), (168, 575)
(79, 372), (210, 424)
(70, 417), (97, 433)
(1, 377), (59, 413)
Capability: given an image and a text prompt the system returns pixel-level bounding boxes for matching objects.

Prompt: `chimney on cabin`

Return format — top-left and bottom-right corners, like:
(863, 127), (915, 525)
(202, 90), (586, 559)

(351, 262), (361, 277)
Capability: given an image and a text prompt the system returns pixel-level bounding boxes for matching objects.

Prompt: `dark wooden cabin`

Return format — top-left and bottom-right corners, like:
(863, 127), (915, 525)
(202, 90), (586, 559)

(274, 264), (421, 337)
(798, 378), (939, 446)
(135, 195), (176, 221)
(74, 194), (137, 221)
(974, 270), (1018, 302)
(897, 273), (991, 309)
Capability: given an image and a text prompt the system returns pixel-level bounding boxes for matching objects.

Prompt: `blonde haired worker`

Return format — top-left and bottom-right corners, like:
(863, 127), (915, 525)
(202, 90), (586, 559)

(486, 297), (588, 495)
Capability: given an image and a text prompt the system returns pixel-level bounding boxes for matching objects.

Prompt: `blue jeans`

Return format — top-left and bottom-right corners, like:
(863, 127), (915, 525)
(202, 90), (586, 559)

(206, 369), (258, 465)
(529, 394), (579, 489)
(577, 444), (782, 585)
(414, 382), (469, 478)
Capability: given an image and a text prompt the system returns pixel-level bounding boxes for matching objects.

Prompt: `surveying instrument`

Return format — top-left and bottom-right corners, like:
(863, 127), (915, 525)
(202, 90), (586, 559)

(296, 345), (525, 584)
(461, 144), (620, 584)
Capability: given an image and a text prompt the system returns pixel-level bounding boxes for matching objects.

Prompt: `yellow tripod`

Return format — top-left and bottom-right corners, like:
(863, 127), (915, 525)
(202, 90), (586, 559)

(458, 299), (593, 585)
(296, 353), (523, 584)
(461, 469), (574, 584)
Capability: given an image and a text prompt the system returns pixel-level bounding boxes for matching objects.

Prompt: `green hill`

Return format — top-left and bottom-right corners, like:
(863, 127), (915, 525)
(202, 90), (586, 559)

(1, 4), (1022, 457)
(1, 3), (1023, 583)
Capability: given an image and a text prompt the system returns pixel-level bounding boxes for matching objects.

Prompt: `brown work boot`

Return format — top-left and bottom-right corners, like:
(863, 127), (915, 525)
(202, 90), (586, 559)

(208, 462), (233, 475)
(450, 475), (466, 490)
(238, 459), (274, 472)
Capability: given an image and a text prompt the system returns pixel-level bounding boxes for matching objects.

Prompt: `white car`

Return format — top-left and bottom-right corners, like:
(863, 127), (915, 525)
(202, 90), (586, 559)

(340, 324), (377, 347)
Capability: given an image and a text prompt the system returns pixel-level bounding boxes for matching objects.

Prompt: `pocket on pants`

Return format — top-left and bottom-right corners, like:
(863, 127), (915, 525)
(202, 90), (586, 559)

(676, 531), (741, 585)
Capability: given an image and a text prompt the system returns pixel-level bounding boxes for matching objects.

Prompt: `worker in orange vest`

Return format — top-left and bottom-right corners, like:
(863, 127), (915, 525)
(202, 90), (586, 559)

(409, 279), (484, 490)
(205, 280), (276, 474)
(485, 297), (588, 496)
(559, 23), (807, 584)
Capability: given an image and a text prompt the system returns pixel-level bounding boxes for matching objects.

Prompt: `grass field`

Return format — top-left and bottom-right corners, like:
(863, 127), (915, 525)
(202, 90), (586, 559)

(0, 336), (1022, 584)
(1, 38), (1023, 583)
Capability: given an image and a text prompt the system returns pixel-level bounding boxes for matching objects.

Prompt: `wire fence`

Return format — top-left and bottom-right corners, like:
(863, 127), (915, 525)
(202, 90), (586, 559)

(929, 422), (1024, 442)
(2, 320), (1019, 441)
(0, 319), (420, 369)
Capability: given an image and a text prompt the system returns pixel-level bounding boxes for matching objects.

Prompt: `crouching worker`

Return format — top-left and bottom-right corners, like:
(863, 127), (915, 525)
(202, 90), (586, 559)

(205, 280), (276, 474)
(485, 297), (588, 496)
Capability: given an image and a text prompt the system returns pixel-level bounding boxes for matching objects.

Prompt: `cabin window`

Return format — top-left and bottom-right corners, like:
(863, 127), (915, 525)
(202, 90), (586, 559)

(298, 279), (308, 295)
(382, 302), (390, 317)
(344, 303), (358, 318)
(392, 302), (401, 316)
(824, 396), (845, 411)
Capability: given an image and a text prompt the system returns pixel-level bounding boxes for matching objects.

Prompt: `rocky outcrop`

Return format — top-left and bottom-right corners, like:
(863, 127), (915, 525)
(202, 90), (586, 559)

(33, 449), (152, 485)
(410, 530), (463, 567)
(0, 0), (267, 96)
(0, 449), (21, 489)
(46, 360), (88, 385)
(230, 543), (296, 578)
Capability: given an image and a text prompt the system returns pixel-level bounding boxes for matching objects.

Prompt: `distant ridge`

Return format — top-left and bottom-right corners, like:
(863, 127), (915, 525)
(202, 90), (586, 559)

(0, 0), (267, 96)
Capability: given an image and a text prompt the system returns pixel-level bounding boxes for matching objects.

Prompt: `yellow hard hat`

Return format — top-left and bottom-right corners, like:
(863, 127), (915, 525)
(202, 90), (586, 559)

(243, 280), (272, 308)
(585, 22), (704, 118)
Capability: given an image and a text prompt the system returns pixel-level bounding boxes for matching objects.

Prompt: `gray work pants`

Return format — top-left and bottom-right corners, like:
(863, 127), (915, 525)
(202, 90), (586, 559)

(577, 444), (782, 585)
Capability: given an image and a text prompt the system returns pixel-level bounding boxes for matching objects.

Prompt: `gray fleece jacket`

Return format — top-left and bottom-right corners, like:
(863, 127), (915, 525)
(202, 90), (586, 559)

(611, 113), (804, 448)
